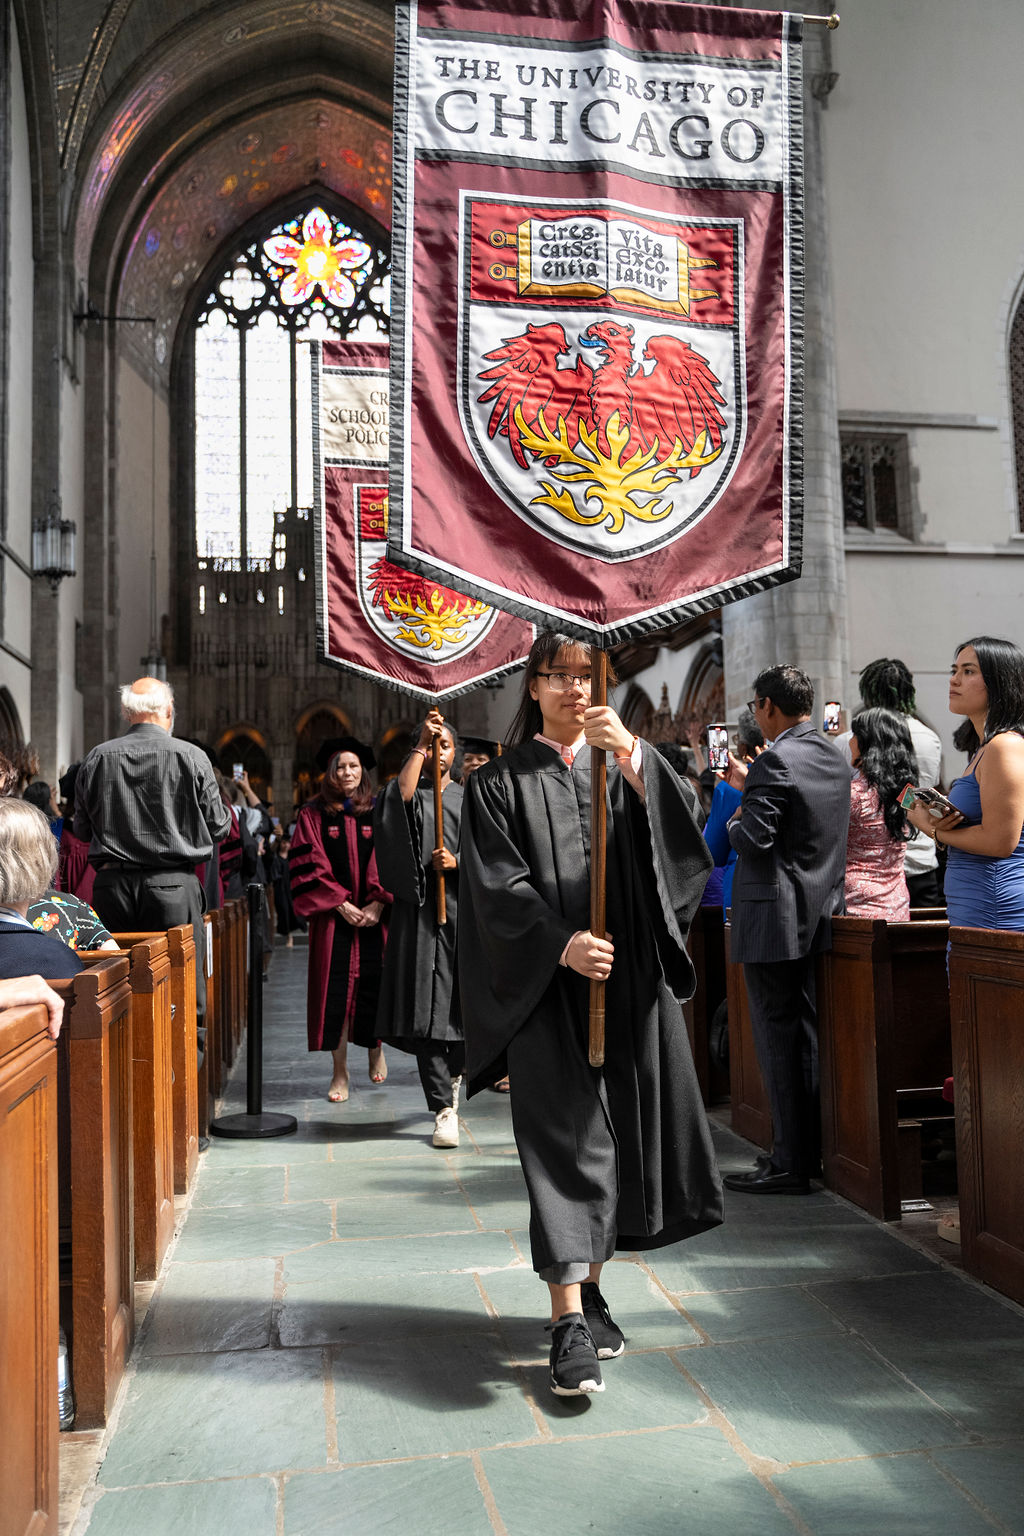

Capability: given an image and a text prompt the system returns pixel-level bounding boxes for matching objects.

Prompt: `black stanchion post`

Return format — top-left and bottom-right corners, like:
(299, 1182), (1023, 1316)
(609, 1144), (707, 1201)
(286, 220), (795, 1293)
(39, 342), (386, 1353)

(210, 883), (297, 1140)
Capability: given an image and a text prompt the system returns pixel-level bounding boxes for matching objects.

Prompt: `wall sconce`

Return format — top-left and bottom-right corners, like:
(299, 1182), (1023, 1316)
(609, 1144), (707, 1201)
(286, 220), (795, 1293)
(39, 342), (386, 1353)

(32, 507), (77, 591)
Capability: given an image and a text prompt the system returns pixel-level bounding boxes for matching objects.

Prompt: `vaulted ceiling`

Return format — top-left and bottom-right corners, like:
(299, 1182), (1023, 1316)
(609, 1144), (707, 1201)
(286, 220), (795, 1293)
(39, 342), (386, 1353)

(52, 0), (395, 377)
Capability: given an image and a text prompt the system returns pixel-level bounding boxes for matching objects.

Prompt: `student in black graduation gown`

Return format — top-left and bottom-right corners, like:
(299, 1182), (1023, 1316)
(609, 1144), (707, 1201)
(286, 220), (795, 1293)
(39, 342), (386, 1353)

(460, 633), (723, 1398)
(373, 713), (465, 1148)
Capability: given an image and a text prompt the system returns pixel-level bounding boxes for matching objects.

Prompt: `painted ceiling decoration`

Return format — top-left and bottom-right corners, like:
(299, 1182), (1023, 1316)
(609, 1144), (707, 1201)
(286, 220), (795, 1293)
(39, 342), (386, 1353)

(70, 0), (393, 272)
(114, 98), (391, 381)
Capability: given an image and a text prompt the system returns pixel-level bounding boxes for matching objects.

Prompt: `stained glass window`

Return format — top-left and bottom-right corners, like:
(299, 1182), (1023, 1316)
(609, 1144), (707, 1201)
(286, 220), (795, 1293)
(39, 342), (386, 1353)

(193, 203), (389, 567)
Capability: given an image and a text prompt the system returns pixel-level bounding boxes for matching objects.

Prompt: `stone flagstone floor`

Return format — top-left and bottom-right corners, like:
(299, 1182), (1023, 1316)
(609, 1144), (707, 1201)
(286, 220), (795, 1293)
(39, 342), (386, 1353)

(66, 948), (1024, 1536)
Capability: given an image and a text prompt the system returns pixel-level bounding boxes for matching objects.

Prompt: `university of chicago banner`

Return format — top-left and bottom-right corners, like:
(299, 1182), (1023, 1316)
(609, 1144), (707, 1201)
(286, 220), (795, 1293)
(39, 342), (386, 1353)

(313, 339), (533, 701)
(390, 1), (804, 643)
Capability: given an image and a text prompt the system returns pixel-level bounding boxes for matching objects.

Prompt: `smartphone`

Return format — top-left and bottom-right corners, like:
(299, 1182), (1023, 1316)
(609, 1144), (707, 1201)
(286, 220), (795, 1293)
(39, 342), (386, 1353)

(233, 762), (244, 781)
(898, 783), (959, 820)
(707, 723), (730, 772)
(823, 700), (841, 734)
(916, 787), (960, 820)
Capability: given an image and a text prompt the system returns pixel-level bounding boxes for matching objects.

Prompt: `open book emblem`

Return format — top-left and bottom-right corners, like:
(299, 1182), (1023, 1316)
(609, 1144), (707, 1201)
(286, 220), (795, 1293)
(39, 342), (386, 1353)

(458, 194), (746, 563)
(354, 487), (498, 661)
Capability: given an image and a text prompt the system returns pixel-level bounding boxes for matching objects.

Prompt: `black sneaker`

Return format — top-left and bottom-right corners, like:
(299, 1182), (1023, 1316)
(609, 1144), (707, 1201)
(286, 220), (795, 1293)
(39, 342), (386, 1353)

(548, 1312), (605, 1396)
(581, 1280), (626, 1359)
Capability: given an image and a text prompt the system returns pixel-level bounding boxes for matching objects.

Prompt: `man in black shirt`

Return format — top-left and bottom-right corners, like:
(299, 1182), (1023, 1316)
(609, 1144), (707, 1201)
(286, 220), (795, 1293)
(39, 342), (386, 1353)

(74, 678), (232, 1020)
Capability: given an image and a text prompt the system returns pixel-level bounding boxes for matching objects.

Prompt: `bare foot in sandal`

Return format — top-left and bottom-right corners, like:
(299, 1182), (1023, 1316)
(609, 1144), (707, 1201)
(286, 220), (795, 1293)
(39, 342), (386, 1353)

(368, 1043), (387, 1084)
(328, 1042), (349, 1101)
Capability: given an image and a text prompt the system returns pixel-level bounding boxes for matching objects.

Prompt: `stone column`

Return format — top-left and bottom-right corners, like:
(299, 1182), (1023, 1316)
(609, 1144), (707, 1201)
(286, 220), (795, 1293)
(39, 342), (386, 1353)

(721, 21), (847, 716)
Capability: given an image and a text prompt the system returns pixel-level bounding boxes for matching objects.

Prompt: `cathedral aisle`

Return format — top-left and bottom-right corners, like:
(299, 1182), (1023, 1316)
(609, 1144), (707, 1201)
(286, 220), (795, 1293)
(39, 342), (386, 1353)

(69, 949), (1024, 1536)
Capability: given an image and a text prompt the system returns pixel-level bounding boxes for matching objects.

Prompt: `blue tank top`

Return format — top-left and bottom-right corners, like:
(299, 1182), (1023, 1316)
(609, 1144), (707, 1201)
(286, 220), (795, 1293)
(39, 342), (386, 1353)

(944, 755), (1024, 930)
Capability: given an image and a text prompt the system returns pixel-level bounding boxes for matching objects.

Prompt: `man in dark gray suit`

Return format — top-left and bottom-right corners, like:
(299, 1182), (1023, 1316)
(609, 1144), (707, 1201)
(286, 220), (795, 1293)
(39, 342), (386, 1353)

(724, 665), (851, 1194)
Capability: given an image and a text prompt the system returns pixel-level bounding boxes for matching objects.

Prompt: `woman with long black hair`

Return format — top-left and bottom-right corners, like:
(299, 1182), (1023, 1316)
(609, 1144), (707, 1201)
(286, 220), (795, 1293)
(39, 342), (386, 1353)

(459, 632), (722, 1399)
(844, 706), (918, 920)
(906, 636), (1024, 930)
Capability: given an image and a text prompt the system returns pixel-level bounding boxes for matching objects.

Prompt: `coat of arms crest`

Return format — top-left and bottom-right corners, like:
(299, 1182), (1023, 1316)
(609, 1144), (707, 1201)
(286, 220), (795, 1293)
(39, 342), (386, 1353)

(353, 487), (498, 660)
(458, 195), (745, 562)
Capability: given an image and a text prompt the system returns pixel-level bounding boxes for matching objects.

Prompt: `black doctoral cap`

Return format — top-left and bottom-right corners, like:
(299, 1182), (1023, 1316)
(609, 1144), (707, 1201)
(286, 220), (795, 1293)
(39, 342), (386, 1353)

(461, 736), (500, 758)
(316, 736), (376, 772)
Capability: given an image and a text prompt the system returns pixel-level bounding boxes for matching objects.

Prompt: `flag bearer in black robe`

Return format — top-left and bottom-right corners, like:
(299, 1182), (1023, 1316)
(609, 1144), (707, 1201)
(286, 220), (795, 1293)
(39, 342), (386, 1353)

(460, 634), (723, 1398)
(373, 714), (465, 1148)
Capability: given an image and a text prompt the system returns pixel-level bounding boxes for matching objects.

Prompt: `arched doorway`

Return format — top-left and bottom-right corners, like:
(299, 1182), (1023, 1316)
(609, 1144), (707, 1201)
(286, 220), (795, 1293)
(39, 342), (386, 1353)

(214, 725), (273, 800)
(294, 704), (353, 803)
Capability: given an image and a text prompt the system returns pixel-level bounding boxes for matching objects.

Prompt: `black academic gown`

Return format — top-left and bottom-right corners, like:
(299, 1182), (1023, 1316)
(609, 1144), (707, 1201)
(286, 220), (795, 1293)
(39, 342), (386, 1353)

(460, 739), (723, 1257)
(373, 777), (463, 1046)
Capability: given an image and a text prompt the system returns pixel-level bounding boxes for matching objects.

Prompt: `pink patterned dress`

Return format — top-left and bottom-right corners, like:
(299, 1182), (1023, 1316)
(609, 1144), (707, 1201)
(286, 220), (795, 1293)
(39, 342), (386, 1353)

(844, 773), (909, 921)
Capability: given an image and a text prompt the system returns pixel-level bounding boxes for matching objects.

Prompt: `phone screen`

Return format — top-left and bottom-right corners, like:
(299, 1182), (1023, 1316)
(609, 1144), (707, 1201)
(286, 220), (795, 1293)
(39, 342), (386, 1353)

(708, 724), (729, 772)
(823, 700), (841, 734)
(233, 762), (244, 780)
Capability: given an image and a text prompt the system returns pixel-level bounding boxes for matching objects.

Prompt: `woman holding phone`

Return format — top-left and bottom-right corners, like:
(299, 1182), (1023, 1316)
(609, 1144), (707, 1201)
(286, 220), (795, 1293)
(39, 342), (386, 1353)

(906, 636), (1024, 930)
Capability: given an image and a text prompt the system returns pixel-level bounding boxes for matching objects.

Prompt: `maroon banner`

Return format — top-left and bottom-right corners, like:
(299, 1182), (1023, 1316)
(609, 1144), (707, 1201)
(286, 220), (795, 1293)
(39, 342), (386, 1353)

(313, 339), (534, 702)
(389, 1), (804, 643)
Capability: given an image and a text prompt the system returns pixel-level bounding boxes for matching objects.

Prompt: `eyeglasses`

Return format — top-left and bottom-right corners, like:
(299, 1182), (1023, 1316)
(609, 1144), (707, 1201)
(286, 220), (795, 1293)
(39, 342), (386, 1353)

(747, 698), (763, 714)
(535, 671), (593, 693)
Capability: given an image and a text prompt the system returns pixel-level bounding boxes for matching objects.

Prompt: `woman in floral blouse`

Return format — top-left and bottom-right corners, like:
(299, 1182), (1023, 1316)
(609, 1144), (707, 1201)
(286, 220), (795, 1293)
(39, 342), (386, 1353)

(845, 707), (919, 921)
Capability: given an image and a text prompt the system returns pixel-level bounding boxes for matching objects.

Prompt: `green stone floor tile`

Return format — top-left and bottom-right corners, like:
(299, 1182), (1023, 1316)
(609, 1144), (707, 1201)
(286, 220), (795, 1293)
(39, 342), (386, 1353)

(84, 1477), (278, 1536)
(202, 1133), (331, 1165)
(172, 1200), (333, 1262)
(478, 1257), (700, 1357)
(331, 1333), (540, 1460)
(932, 1442), (1024, 1533)
(525, 1347), (708, 1436)
(809, 1272), (1024, 1438)
(284, 1157), (464, 1203)
(481, 1426), (799, 1536)
(331, 1191), (479, 1238)
(645, 1219), (935, 1294)
(144, 1257), (277, 1355)
(682, 1283), (845, 1343)
(281, 1231), (525, 1284)
(191, 1165), (287, 1207)
(98, 1348), (327, 1485)
(775, 1454), (1003, 1535)
(277, 1270), (494, 1347)
(283, 1457), (494, 1535)
(684, 1332), (968, 1463)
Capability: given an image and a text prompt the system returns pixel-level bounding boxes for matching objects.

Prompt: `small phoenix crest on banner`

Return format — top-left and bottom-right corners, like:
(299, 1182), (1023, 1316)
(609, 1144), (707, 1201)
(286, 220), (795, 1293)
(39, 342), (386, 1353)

(460, 197), (744, 561)
(355, 490), (496, 658)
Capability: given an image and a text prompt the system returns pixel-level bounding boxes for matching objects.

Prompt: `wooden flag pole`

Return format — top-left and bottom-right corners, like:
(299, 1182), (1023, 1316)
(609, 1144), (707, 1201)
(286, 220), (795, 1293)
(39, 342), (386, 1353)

(431, 713), (448, 925)
(588, 648), (608, 1068)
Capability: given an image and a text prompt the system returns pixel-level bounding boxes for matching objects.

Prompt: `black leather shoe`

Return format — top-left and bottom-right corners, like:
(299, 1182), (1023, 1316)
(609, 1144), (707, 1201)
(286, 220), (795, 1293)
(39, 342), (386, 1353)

(724, 1166), (810, 1195)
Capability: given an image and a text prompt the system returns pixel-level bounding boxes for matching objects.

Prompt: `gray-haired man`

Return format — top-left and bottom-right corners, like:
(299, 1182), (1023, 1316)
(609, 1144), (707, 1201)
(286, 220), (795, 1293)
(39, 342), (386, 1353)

(74, 678), (231, 1020)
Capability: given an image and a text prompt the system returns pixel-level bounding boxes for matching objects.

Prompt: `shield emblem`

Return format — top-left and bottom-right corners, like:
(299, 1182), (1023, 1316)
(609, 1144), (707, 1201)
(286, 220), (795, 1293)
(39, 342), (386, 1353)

(457, 194), (745, 564)
(353, 486), (500, 661)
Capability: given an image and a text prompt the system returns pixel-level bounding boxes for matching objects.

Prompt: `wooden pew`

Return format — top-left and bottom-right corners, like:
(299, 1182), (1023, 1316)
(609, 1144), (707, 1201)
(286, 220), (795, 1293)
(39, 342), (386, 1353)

(53, 957), (135, 1430)
(724, 921), (773, 1151)
(682, 906), (727, 1105)
(84, 939), (174, 1281)
(203, 911), (222, 1101)
(816, 915), (951, 1220)
(111, 927), (198, 1195)
(949, 926), (1024, 1307)
(232, 897), (248, 1051)
(0, 998), (60, 1535)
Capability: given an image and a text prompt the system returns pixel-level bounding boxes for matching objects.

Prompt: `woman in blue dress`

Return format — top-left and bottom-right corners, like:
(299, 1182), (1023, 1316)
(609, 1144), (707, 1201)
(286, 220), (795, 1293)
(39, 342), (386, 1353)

(906, 636), (1024, 929)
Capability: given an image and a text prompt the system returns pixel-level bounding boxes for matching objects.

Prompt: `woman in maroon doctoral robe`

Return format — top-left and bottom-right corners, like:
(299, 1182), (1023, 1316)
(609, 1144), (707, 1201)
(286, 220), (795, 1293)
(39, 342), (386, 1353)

(289, 740), (391, 1100)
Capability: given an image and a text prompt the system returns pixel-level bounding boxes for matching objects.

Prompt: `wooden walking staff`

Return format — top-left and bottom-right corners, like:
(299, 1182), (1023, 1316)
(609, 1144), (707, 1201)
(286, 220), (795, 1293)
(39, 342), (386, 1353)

(589, 648), (608, 1067)
(431, 707), (447, 925)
